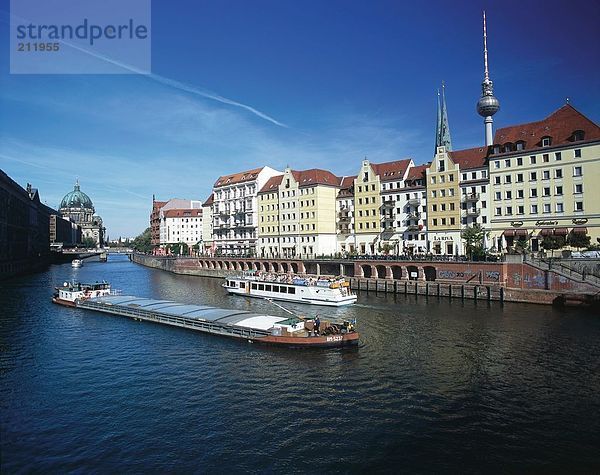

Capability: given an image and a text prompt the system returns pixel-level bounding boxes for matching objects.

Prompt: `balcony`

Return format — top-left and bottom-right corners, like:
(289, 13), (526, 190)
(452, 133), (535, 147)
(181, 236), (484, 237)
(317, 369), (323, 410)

(406, 224), (421, 231)
(407, 212), (420, 220)
(462, 193), (480, 202)
(338, 215), (351, 222)
(381, 200), (395, 208)
(407, 197), (421, 206)
(465, 208), (481, 216)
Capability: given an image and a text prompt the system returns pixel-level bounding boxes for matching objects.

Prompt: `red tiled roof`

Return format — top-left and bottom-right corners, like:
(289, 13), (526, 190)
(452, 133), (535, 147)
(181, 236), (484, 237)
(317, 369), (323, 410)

(371, 159), (412, 181)
(163, 208), (202, 218)
(291, 169), (340, 187)
(258, 169), (341, 193)
(494, 104), (600, 152)
(214, 167), (264, 187)
(203, 193), (214, 206)
(449, 147), (488, 170)
(338, 175), (357, 189)
(258, 175), (284, 194)
(405, 164), (428, 181)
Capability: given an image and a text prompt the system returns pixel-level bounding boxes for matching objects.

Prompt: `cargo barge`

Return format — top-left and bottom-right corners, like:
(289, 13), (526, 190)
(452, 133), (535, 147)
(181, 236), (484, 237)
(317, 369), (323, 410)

(52, 283), (359, 348)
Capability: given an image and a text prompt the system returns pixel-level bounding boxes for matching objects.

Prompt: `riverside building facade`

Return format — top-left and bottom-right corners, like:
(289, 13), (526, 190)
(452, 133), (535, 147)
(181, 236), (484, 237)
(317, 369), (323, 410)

(212, 166), (282, 256)
(488, 104), (600, 251)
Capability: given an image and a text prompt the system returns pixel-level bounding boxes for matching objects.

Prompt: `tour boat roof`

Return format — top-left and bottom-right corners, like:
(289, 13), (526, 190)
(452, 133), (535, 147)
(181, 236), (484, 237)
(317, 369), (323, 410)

(90, 295), (287, 330)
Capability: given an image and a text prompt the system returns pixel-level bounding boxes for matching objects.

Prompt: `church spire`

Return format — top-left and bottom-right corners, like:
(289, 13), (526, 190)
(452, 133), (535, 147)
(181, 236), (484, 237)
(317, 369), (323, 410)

(435, 82), (452, 151)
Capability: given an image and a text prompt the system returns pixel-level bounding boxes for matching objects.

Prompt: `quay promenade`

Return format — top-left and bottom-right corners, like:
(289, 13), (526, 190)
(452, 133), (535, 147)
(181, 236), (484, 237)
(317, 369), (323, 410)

(132, 253), (600, 307)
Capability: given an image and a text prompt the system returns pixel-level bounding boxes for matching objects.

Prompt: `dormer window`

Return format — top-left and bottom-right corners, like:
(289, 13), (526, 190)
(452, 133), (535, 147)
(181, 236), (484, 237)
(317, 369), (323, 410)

(572, 130), (585, 141)
(492, 145), (501, 154)
(503, 142), (513, 153)
(516, 141), (525, 151)
(541, 136), (552, 147)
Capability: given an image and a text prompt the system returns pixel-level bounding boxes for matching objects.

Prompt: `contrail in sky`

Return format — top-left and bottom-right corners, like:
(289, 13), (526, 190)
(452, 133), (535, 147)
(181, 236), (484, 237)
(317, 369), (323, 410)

(63, 41), (287, 127)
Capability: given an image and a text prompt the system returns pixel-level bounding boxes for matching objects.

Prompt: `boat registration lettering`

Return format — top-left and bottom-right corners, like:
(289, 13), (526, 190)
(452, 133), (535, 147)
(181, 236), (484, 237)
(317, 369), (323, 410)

(326, 335), (343, 342)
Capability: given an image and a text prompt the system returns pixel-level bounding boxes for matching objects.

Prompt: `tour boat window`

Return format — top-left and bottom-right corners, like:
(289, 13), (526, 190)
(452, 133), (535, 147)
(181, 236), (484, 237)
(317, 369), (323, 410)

(239, 282), (245, 288)
(251, 283), (257, 290)
(288, 287), (295, 294)
(272, 285), (279, 293)
(258, 284), (265, 291)
(265, 285), (272, 292)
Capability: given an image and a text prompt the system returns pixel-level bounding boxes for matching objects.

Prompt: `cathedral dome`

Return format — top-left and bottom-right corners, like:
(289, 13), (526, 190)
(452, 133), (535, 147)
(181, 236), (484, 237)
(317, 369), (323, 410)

(60, 181), (94, 210)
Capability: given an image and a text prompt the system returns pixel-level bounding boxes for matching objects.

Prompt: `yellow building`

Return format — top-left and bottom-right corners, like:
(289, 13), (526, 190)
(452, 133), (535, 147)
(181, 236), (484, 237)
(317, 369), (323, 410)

(488, 104), (600, 252)
(257, 167), (341, 258)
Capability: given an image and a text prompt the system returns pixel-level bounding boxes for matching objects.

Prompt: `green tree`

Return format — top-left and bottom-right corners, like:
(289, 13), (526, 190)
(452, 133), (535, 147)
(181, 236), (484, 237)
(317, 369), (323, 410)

(541, 235), (565, 257)
(514, 237), (530, 254)
(81, 237), (96, 249)
(132, 227), (152, 254)
(461, 224), (488, 260)
(568, 232), (590, 250)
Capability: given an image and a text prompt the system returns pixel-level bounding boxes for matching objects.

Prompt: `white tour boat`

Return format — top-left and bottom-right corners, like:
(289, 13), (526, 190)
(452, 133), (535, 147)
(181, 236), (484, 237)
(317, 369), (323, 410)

(52, 281), (112, 307)
(71, 259), (83, 268)
(223, 272), (357, 307)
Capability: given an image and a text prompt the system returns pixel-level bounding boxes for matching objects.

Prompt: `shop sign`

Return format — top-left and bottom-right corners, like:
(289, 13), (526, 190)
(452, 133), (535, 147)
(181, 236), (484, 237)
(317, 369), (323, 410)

(535, 220), (558, 226)
(511, 221), (523, 227)
(572, 218), (588, 225)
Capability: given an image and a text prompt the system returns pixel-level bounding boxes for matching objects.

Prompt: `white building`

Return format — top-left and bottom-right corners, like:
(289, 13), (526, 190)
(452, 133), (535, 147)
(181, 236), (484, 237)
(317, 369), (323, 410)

(212, 166), (282, 256)
(159, 208), (203, 250)
(336, 176), (356, 255)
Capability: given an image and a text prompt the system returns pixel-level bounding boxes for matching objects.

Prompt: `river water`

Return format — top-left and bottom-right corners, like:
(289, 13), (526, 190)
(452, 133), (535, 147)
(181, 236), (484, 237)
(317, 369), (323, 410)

(1, 254), (599, 473)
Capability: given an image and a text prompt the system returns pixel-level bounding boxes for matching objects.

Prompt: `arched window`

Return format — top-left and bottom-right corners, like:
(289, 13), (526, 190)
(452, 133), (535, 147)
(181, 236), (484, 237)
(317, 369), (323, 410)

(572, 130), (585, 141)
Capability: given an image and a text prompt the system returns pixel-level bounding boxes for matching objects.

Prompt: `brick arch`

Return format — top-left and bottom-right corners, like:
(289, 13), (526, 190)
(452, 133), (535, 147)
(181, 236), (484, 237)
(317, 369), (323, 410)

(424, 266), (436, 281)
(391, 265), (403, 280)
(211, 260), (217, 269)
(407, 265), (418, 280)
(361, 264), (372, 278)
(375, 265), (387, 279)
(281, 262), (289, 273)
(290, 263), (299, 274)
(272, 262), (280, 272)
(253, 261), (261, 271)
(262, 262), (270, 272)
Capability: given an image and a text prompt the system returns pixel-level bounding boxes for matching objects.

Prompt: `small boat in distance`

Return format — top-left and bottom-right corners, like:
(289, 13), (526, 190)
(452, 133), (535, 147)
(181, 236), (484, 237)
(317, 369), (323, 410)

(52, 281), (112, 307)
(223, 271), (357, 307)
(52, 282), (359, 348)
(71, 259), (83, 268)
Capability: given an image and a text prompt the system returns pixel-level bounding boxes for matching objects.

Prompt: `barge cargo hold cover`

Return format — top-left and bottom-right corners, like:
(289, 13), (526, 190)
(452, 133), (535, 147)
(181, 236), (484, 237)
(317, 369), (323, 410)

(76, 295), (359, 348)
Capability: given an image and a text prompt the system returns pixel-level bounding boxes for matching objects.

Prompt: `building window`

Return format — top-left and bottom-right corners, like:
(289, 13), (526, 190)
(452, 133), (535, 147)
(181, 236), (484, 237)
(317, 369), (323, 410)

(495, 207), (502, 216)
(494, 161), (500, 169)
(531, 204), (538, 214)
(516, 142), (524, 151)
(555, 152), (562, 161)
(574, 184), (583, 194)
(517, 189), (524, 199)
(516, 173), (524, 183)
(441, 218), (447, 225)
(574, 166), (583, 177)
(543, 187), (551, 196)
(574, 149), (582, 158)
(543, 154), (549, 163)
(543, 203), (551, 214)
(517, 157), (523, 166)
(505, 159), (511, 167)
(438, 160), (445, 172)
(531, 188), (538, 198)
(462, 173), (467, 180)
(433, 219), (438, 226)
(542, 137), (552, 147)
(432, 204), (437, 212)
(494, 176), (501, 185)
(543, 170), (550, 180)
(505, 175), (512, 184)
(517, 205), (524, 215)
(555, 186), (563, 195)
(575, 202), (584, 211)
(530, 172), (537, 181)
(530, 156), (537, 164)
(449, 174), (454, 182)
(556, 203), (564, 213)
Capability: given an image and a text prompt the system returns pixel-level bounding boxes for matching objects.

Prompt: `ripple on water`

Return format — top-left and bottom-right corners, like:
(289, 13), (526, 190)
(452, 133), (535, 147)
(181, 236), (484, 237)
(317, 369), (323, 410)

(1, 256), (600, 472)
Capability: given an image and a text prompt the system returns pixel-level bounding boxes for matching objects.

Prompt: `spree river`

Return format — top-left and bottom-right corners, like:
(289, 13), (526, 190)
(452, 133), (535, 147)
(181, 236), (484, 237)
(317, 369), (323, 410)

(1, 254), (599, 473)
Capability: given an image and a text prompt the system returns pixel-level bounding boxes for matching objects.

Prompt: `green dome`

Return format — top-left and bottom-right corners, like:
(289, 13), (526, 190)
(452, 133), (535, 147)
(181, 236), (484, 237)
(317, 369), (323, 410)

(60, 181), (94, 210)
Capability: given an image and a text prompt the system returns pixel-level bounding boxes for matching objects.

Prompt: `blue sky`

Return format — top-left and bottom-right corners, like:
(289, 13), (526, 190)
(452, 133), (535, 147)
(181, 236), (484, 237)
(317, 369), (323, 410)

(1, 0), (599, 238)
